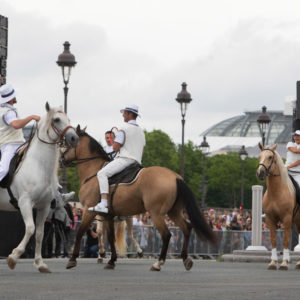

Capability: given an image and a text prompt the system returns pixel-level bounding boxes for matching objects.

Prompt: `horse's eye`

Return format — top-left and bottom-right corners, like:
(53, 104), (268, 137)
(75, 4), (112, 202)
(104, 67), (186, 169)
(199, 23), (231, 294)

(269, 156), (272, 160)
(54, 117), (60, 123)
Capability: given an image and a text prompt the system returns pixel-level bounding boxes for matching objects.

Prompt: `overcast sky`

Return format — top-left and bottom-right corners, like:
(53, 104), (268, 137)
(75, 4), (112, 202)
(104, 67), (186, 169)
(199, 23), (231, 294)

(1, 0), (300, 146)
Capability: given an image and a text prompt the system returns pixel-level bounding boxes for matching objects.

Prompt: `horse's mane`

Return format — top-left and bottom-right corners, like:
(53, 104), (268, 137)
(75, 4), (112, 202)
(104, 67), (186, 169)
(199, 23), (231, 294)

(274, 149), (295, 195)
(79, 131), (111, 162)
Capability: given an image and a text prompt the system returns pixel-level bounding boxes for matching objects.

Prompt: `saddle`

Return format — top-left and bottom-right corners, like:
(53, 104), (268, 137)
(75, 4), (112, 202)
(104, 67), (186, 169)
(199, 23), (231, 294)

(108, 162), (144, 186)
(0, 147), (26, 209)
(108, 162), (144, 215)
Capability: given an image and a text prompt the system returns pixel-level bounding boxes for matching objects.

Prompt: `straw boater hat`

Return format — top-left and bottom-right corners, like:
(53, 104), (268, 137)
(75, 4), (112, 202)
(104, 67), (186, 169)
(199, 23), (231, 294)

(120, 104), (140, 117)
(0, 84), (17, 105)
(294, 130), (300, 136)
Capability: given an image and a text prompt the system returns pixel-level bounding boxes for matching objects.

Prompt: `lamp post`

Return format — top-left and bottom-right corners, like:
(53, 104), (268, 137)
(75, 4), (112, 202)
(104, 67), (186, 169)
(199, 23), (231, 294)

(257, 106), (271, 146)
(238, 145), (248, 209)
(175, 82), (192, 179)
(57, 41), (76, 192)
(200, 136), (210, 208)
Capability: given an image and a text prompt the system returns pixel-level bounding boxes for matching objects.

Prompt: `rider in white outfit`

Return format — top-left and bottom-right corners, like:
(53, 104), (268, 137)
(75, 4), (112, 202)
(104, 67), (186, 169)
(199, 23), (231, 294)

(88, 104), (145, 214)
(0, 79), (40, 182)
(285, 130), (300, 186)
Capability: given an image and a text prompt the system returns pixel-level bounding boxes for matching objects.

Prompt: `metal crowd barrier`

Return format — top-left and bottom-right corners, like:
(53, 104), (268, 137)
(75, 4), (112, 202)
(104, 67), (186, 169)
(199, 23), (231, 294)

(68, 222), (290, 258)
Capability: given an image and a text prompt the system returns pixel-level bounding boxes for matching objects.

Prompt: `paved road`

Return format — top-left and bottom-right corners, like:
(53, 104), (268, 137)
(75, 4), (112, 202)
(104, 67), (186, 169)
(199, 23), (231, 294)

(1, 258), (300, 300)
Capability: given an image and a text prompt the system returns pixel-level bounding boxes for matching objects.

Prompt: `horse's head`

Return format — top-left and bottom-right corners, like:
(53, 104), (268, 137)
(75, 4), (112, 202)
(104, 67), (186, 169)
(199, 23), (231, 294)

(257, 143), (278, 181)
(62, 124), (110, 166)
(44, 102), (78, 148)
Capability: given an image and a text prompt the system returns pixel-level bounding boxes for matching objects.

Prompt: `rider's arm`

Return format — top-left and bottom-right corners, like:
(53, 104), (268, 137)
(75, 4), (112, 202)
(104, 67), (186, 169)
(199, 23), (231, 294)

(113, 130), (125, 152)
(288, 146), (300, 154)
(10, 115), (40, 129)
(287, 160), (300, 169)
(113, 142), (121, 152)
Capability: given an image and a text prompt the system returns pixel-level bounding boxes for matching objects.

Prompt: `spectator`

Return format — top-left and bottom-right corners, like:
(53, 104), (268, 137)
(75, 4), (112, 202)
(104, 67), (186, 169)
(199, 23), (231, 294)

(230, 215), (242, 231)
(84, 223), (99, 258)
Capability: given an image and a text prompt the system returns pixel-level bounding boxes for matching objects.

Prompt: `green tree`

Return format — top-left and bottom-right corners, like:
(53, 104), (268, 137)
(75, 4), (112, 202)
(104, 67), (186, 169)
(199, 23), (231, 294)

(206, 153), (260, 208)
(142, 130), (179, 171)
(179, 141), (203, 201)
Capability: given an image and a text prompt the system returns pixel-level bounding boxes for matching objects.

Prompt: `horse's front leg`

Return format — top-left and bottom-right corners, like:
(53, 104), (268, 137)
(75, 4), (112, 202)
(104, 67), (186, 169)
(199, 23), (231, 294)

(104, 218), (117, 269)
(279, 217), (292, 271)
(66, 211), (95, 269)
(266, 215), (278, 270)
(7, 198), (35, 270)
(96, 219), (106, 264)
(34, 206), (51, 273)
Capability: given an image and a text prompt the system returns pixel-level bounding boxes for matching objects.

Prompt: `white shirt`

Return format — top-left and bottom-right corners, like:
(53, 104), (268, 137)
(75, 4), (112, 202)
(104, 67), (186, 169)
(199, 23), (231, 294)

(286, 141), (300, 172)
(104, 145), (114, 153)
(114, 120), (137, 145)
(1, 104), (18, 125)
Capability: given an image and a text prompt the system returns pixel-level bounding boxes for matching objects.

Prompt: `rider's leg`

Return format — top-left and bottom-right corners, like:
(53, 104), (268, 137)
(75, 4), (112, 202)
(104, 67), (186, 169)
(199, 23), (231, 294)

(0, 143), (21, 181)
(88, 158), (135, 213)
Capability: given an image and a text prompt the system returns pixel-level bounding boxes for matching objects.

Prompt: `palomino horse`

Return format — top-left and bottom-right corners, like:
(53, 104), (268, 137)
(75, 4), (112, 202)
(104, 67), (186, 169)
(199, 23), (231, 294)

(63, 125), (217, 271)
(96, 216), (143, 263)
(0, 103), (78, 272)
(257, 143), (300, 270)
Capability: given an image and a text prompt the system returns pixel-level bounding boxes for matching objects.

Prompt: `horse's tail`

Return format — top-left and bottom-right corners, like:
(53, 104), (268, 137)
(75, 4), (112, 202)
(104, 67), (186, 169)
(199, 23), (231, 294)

(176, 178), (218, 244)
(115, 220), (127, 257)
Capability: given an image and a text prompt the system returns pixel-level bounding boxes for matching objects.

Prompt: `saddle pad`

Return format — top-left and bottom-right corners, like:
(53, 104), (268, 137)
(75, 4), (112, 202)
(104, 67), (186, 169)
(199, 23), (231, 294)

(108, 162), (144, 186)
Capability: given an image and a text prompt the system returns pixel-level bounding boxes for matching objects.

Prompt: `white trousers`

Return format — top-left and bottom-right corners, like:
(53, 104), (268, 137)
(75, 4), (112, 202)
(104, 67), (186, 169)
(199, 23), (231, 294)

(289, 172), (300, 187)
(0, 143), (22, 181)
(97, 157), (136, 194)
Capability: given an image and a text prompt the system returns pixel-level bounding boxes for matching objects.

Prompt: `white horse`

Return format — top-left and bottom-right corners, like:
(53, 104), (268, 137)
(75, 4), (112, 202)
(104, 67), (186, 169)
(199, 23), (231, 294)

(0, 103), (78, 273)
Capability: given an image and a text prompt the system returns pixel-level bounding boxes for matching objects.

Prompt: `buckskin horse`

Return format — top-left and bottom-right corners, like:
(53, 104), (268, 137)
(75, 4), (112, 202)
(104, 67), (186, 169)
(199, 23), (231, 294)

(0, 103), (78, 272)
(63, 125), (217, 271)
(257, 143), (300, 270)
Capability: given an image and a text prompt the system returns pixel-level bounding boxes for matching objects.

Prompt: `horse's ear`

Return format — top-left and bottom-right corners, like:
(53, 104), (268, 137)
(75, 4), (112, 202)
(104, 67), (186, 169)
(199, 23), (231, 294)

(271, 143), (278, 151)
(258, 143), (263, 151)
(45, 102), (50, 112)
(82, 126), (87, 132)
(76, 124), (81, 134)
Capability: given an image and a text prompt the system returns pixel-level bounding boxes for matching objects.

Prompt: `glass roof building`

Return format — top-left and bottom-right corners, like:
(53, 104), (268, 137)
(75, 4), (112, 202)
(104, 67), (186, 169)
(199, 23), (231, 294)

(201, 110), (293, 146)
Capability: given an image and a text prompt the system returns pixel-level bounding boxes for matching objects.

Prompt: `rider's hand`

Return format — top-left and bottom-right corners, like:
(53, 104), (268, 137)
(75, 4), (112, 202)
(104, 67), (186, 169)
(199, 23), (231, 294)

(32, 115), (41, 122)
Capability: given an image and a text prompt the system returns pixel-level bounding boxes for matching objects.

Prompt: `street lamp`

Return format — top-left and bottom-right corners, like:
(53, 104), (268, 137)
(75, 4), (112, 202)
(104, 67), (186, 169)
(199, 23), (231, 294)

(257, 106), (271, 146)
(238, 145), (248, 209)
(200, 136), (210, 208)
(175, 82), (192, 178)
(57, 41), (77, 114)
(57, 41), (76, 192)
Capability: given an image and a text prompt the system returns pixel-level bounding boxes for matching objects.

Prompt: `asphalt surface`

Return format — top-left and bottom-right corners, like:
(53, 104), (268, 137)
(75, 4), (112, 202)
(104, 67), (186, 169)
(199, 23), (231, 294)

(1, 258), (300, 300)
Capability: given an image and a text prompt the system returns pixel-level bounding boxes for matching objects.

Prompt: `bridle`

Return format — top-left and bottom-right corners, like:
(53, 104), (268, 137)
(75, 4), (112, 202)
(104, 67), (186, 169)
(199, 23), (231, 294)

(36, 117), (74, 146)
(258, 149), (280, 177)
(62, 143), (109, 167)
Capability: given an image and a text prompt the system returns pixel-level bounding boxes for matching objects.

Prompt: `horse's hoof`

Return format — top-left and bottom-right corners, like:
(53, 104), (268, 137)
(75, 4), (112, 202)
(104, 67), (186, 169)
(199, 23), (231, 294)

(104, 263), (115, 270)
(38, 266), (52, 273)
(295, 263), (300, 270)
(100, 252), (106, 258)
(150, 265), (161, 271)
(6, 256), (17, 270)
(184, 258), (193, 271)
(137, 250), (143, 258)
(267, 265), (277, 270)
(66, 260), (77, 269)
(279, 265), (288, 271)
(97, 258), (103, 264)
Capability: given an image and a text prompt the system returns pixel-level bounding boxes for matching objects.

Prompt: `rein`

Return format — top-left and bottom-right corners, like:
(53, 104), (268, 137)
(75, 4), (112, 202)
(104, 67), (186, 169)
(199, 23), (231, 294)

(259, 149), (280, 177)
(36, 121), (73, 146)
